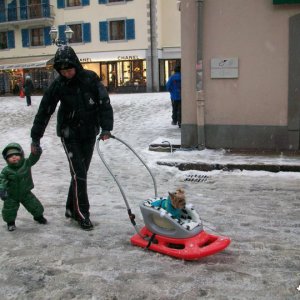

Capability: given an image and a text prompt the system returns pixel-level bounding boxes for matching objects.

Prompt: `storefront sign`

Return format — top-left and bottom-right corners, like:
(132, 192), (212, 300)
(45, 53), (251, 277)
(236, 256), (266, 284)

(117, 56), (139, 61)
(80, 58), (92, 63)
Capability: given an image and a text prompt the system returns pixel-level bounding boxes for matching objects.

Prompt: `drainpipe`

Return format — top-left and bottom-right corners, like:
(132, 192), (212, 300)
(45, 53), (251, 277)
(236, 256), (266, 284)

(196, 0), (205, 149)
(149, 0), (154, 92)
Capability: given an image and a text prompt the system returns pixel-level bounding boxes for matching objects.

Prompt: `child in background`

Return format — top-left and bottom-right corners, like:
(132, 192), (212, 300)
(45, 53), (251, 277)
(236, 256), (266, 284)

(0, 143), (47, 231)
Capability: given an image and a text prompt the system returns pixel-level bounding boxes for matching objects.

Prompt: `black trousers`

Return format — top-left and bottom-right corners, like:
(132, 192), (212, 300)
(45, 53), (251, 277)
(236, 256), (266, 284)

(171, 100), (181, 125)
(62, 136), (96, 220)
(26, 95), (31, 106)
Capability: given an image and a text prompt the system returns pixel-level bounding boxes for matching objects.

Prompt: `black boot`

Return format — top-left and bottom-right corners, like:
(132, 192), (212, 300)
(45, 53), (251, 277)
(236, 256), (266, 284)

(79, 218), (94, 231)
(34, 215), (47, 224)
(7, 221), (16, 231)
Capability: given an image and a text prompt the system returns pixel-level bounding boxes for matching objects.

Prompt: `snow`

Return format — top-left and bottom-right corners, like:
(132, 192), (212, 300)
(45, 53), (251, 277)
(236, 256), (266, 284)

(0, 93), (299, 300)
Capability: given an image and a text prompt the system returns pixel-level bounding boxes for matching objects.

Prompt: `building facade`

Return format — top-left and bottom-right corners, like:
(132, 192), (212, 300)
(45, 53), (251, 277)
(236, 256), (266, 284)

(0, 0), (181, 94)
(180, 0), (300, 151)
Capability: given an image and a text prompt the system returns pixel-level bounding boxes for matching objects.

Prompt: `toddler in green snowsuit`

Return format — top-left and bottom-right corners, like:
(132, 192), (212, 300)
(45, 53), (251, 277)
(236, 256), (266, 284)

(0, 143), (47, 231)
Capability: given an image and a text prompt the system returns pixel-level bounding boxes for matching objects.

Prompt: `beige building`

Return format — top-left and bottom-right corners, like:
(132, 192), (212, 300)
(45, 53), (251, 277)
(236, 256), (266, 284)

(0, 0), (181, 94)
(180, 0), (300, 151)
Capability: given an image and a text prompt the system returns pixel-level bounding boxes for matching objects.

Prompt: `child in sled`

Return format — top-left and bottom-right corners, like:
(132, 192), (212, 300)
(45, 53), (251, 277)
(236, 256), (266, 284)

(0, 143), (47, 231)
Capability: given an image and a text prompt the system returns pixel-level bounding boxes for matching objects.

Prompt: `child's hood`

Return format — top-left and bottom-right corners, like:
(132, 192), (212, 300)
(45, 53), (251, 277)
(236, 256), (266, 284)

(2, 143), (24, 165)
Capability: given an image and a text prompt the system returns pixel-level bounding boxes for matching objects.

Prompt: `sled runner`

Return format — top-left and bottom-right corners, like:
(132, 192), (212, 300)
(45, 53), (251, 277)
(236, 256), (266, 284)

(96, 135), (230, 260)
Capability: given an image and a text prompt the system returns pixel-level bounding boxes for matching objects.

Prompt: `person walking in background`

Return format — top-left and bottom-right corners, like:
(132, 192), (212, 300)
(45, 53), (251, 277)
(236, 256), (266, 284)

(23, 75), (34, 106)
(30, 46), (114, 231)
(0, 143), (47, 231)
(166, 65), (181, 128)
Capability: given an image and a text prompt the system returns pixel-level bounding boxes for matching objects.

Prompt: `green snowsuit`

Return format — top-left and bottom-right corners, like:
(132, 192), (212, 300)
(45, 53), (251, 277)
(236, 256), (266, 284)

(0, 143), (44, 223)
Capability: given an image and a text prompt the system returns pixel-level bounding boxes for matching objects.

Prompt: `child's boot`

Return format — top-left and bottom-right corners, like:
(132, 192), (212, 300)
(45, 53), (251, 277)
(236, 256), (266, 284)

(34, 215), (47, 224)
(7, 221), (16, 231)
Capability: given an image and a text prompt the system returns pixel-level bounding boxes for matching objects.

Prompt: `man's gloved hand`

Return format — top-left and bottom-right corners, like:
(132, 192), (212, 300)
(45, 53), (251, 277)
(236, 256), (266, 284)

(99, 131), (111, 141)
(0, 189), (8, 200)
(31, 140), (42, 155)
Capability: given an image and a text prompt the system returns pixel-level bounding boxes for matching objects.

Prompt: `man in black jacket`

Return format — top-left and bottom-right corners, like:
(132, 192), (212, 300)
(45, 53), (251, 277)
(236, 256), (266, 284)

(31, 46), (113, 230)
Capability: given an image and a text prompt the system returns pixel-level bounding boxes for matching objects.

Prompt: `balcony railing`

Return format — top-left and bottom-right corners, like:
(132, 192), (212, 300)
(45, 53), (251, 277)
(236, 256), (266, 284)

(0, 4), (54, 23)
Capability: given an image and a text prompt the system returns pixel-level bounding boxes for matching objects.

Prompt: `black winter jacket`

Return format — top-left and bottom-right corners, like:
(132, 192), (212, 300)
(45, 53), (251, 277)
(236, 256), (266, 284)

(31, 46), (113, 142)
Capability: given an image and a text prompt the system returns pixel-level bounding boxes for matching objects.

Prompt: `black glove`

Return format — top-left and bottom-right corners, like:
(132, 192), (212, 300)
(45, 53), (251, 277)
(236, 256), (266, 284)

(0, 189), (8, 200)
(31, 141), (42, 155)
(99, 131), (111, 141)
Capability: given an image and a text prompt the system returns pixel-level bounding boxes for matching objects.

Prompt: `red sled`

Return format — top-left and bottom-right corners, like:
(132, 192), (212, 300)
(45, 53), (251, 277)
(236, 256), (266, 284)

(130, 200), (231, 261)
(131, 226), (230, 261)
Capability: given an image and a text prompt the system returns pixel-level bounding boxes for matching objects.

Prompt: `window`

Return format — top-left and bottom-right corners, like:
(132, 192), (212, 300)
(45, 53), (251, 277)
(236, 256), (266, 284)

(0, 32), (8, 49)
(30, 28), (44, 46)
(67, 0), (81, 7)
(108, 0), (125, 3)
(69, 24), (83, 43)
(99, 19), (135, 41)
(109, 20), (125, 40)
(58, 23), (91, 44)
(29, 0), (42, 19)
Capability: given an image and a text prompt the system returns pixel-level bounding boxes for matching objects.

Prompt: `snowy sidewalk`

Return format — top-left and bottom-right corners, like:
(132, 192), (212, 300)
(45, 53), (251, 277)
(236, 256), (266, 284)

(149, 137), (300, 172)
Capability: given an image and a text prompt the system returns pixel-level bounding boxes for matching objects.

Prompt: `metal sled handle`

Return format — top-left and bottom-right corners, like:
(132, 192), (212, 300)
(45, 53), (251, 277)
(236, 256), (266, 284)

(96, 135), (157, 202)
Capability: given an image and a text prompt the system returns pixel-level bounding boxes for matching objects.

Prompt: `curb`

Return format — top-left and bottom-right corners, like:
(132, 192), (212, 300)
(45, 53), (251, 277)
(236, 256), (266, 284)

(157, 161), (300, 173)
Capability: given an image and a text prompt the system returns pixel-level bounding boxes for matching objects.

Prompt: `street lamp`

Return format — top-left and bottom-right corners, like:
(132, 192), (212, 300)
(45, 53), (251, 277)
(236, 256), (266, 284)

(49, 25), (73, 46)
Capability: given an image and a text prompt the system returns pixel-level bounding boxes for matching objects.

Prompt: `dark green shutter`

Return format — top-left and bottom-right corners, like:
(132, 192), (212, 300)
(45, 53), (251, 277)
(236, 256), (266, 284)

(99, 0), (107, 4)
(82, 0), (90, 5)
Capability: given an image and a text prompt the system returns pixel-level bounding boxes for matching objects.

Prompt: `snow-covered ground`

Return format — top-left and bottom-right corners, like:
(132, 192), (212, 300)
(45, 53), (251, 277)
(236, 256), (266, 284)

(0, 93), (299, 300)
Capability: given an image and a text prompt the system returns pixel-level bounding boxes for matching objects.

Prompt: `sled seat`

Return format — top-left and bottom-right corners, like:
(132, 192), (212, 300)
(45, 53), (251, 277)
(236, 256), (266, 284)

(140, 198), (203, 239)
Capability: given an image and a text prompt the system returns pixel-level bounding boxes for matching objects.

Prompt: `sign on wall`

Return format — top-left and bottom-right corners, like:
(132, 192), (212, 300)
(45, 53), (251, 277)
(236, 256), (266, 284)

(210, 58), (239, 79)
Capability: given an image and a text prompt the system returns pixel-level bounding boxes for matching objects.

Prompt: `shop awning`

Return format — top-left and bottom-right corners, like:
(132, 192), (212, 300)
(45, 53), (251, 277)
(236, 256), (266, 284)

(0, 55), (54, 70)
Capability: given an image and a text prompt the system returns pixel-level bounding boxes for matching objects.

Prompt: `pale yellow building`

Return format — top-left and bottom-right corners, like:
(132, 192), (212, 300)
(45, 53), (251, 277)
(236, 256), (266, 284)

(0, 0), (181, 94)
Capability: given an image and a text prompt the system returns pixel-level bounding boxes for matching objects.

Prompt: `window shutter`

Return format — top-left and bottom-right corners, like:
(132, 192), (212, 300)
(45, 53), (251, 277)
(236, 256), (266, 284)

(8, 0), (17, 21)
(20, 0), (28, 20)
(57, 0), (65, 9)
(42, 0), (50, 17)
(99, 21), (108, 41)
(99, 0), (107, 4)
(82, 0), (90, 5)
(21, 28), (29, 47)
(83, 23), (91, 43)
(7, 31), (15, 48)
(44, 26), (51, 45)
(58, 25), (66, 44)
(126, 19), (135, 40)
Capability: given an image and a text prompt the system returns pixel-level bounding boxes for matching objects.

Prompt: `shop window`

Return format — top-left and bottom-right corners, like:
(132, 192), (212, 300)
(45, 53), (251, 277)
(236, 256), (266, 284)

(58, 23), (91, 44)
(99, 19), (135, 41)
(108, 0), (126, 3)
